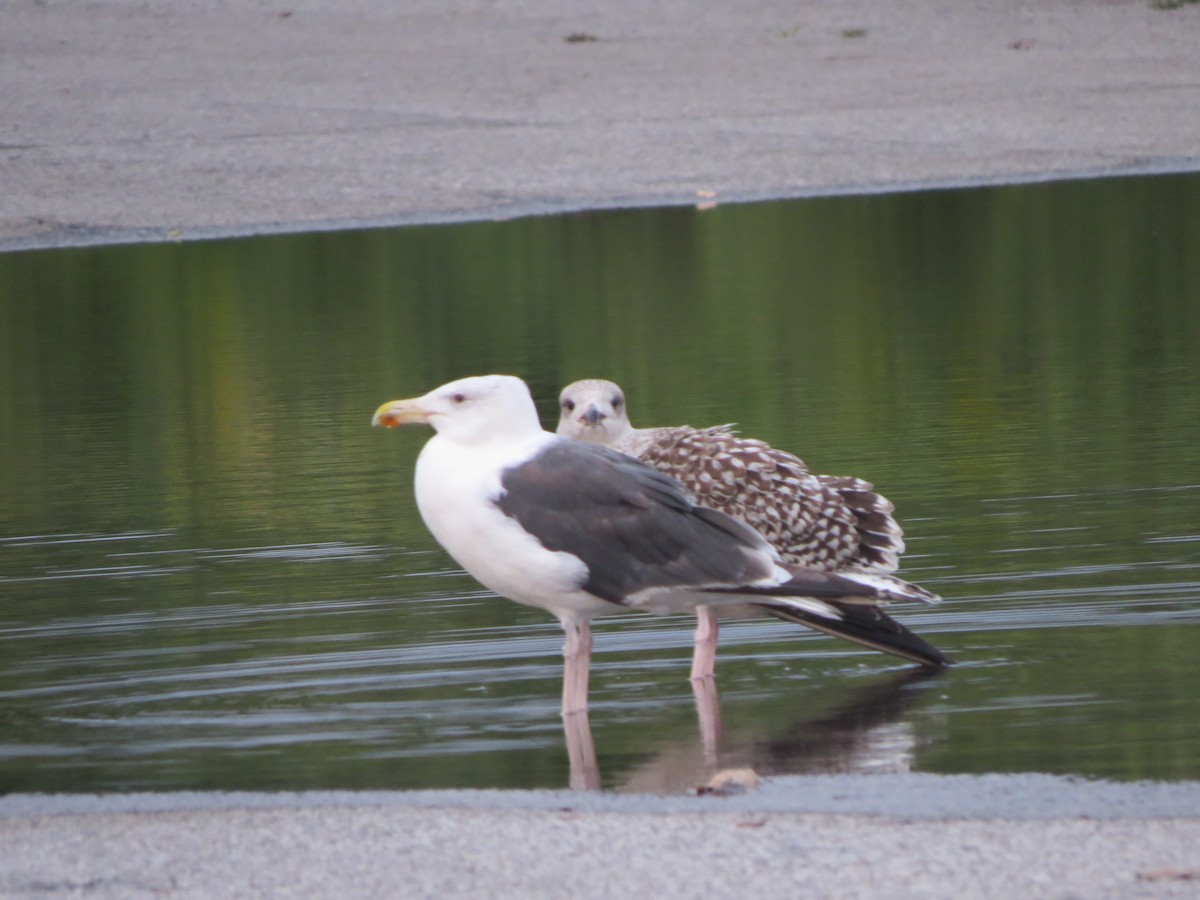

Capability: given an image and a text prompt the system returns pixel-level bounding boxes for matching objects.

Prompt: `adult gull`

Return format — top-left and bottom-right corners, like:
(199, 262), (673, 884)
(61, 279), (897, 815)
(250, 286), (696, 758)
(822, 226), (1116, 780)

(374, 375), (947, 716)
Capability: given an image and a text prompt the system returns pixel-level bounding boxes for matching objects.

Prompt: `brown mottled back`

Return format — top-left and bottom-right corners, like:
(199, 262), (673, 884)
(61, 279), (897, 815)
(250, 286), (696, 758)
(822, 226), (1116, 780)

(618, 425), (903, 573)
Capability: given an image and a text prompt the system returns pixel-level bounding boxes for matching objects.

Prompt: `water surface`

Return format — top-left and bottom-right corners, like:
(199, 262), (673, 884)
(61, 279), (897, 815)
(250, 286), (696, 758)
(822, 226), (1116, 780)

(2, 173), (1198, 792)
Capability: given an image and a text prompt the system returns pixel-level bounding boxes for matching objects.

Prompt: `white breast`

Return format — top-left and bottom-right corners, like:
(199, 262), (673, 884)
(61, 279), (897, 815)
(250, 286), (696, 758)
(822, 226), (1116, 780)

(413, 433), (615, 625)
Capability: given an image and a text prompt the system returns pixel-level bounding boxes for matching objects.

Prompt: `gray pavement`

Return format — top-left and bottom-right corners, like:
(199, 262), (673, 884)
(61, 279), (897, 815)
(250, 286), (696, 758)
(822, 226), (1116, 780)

(1, 806), (1199, 900)
(2, 783), (1200, 899)
(3, 0), (1200, 251)
(3, 2), (1200, 896)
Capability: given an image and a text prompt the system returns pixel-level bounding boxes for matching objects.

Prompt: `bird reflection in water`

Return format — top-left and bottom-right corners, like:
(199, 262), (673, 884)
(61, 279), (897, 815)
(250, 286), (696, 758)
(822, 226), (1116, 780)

(562, 667), (944, 792)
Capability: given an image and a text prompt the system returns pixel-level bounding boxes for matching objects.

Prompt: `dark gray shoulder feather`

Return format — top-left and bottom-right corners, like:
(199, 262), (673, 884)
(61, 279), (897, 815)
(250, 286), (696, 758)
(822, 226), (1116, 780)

(496, 440), (776, 604)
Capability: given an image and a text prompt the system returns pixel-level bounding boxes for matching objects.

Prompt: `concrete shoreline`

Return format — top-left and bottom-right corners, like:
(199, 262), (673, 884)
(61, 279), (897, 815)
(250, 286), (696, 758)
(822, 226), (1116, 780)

(2, 781), (1200, 899)
(3, 2), (1199, 896)
(5, 773), (1200, 820)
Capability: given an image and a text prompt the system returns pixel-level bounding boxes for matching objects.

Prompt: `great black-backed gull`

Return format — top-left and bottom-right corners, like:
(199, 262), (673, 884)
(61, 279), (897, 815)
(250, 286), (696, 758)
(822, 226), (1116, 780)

(374, 374), (947, 716)
(557, 378), (935, 679)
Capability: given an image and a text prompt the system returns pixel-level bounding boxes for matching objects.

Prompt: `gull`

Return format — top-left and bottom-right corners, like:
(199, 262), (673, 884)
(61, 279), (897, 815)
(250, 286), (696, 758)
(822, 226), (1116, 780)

(557, 378), (937, 680)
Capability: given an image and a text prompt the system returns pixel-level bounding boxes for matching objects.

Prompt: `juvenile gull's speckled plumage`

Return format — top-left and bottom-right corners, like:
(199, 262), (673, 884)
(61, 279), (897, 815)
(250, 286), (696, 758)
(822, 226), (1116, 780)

(557, 378), (936, 680)
(375, 375), (948, 715)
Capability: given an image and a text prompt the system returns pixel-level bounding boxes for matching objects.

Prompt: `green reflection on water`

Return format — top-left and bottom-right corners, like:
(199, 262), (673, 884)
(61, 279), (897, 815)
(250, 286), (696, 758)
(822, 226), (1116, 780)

(1, 173), (1198, 791)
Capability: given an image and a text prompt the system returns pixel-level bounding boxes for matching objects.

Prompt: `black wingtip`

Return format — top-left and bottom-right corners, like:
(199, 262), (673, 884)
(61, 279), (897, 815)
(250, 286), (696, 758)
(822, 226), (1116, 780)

(758, 599), (952, 668)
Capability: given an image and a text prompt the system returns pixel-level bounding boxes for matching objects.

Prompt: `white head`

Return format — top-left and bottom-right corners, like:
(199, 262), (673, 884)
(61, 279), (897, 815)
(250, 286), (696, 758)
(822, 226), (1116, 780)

(556, 379), (635, 446)
(372, 374), (542, 445)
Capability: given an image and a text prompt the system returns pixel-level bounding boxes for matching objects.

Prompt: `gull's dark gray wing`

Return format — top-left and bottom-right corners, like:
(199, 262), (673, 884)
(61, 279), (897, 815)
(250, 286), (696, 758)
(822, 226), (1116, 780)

(495, 439), (777, 604)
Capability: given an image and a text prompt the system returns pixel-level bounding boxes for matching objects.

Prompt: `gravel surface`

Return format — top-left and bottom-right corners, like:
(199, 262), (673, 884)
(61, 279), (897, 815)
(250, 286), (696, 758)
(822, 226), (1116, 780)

(3, 0), (1199, 250)
(2, 788), (1200, 899)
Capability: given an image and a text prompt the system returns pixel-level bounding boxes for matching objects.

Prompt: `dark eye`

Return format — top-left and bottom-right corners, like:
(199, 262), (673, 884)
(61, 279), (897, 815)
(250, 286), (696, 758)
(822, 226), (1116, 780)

(611, 395), (623, 410)
(451, 393), (466, 404)
(562, 399), (576, 412)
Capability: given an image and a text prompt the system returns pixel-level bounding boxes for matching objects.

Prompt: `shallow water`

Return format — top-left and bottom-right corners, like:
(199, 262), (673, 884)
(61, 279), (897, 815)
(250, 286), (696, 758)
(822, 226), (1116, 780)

(2, 173), (1199, 793)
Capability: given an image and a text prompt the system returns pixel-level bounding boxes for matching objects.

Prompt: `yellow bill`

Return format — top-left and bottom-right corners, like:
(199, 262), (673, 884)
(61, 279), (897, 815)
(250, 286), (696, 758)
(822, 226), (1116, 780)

(371, 397), (430, 428)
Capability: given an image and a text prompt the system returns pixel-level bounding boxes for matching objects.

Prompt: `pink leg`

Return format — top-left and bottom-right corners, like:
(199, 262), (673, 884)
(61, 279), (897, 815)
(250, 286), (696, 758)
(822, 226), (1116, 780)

(690, 607), (719, 681)
(562, 620), (592, 716)
(563, 707), (600, 790)
(691, 674), (723, 767)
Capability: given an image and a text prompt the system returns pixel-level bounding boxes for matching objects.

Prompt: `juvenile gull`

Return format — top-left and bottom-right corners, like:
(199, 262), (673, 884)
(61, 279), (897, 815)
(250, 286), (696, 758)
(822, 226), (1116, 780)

(374, 375), (947, 716)
(557, 378), (934, 679)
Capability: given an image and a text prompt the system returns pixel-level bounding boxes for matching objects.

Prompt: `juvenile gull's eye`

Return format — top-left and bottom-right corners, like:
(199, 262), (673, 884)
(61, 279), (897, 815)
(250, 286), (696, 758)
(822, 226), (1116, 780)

(562, 399), (576, 412)
(451, 393), (466, 404)
(612, 395), (623, 410)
